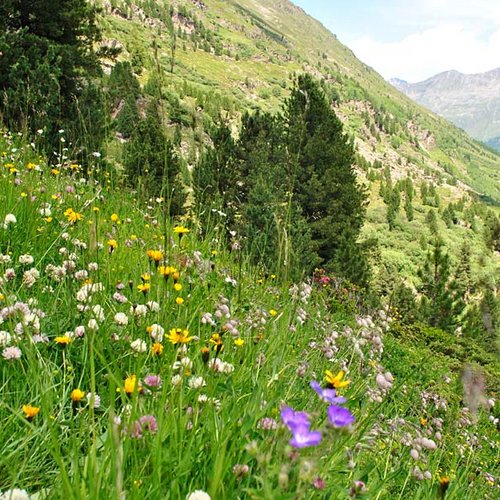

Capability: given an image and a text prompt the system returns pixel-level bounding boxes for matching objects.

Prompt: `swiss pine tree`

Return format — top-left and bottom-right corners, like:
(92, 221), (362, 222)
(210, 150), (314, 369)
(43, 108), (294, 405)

(285, 75), (367, 283)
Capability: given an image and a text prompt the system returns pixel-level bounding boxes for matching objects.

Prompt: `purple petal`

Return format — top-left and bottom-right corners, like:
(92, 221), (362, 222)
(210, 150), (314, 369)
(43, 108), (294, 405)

(327, 405), (355, 427)
(310, 381), (346, 405)
(281, 406), (310, 428)
(290, 429), (322, 448)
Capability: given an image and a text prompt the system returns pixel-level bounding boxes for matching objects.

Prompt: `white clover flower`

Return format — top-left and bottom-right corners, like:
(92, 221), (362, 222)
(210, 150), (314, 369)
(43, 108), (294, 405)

(130, 339), (147, 353)
(0, 331), (12, 346)
(3, 214), (17, 229)
(0, 254), (12, 264)
(23, 268), (40, 288)
(88, 318), (99, 331)
(131, 304), (148, 317)
(86, 392), (101, 409)
(188, 376), (206, 389)
(186, 491), (211, 500)
(18, 255), (34, 265)
(92, 304), (105, 322)
(148, 323), (164, 342)
(0, 489), (31, 500)
(2, 346), (22, 360)
(88, 262), (98, 271)
(171, 374), (182, 386)
(114, 312), (128, 326)
(147, 301), (160, 312)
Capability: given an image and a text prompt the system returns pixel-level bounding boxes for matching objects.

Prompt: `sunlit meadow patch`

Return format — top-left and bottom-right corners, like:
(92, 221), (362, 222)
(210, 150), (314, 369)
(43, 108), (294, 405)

(0, 130), (498, 498)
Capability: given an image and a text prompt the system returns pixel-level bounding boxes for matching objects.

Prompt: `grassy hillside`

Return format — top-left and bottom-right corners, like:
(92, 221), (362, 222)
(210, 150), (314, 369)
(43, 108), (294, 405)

(94, 0), (500, 302)
(0, 129), (499, 498)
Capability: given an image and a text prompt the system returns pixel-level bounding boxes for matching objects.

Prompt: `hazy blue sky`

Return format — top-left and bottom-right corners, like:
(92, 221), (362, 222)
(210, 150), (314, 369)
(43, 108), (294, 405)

(293, 0), (500, 82)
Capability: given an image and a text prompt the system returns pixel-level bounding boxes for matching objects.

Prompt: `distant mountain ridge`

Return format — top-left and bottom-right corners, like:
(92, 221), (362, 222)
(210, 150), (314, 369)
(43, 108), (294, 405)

(390, 68), (500, 147)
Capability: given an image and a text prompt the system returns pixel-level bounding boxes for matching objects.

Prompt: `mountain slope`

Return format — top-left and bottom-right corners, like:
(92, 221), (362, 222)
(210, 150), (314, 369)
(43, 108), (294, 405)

(96, 0), (500, 286)
(391, 68), (500, 145)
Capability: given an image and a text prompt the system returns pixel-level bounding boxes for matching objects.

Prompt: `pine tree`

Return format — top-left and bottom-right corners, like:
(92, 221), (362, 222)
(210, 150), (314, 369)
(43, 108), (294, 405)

(285, 74), (367, 283)
(124, 100), (185, 215)
(417, 238), (465, 332)
(0, 0), (102, 152)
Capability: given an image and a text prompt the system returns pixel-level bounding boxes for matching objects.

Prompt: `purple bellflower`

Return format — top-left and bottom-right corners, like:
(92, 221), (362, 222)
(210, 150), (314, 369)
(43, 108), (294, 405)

(281, 406), (322, 448)
(327, 404), (355, 427)
(310, 381), (346, 405)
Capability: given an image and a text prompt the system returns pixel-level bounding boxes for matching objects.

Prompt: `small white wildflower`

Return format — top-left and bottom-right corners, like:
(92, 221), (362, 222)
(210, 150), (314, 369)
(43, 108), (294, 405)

(114, 312), (128, 326)
(130, 339), (147, 353)
(18, 255), (34, 265)
(148, 323), (164, 342)
(2, 346), (22, 360)
(186, 491), (211, 500)
(171, 374), (182, 386)
(188, 376), (206, 389)
(88, 318), (99, 331)
(0, 331), (12, 346)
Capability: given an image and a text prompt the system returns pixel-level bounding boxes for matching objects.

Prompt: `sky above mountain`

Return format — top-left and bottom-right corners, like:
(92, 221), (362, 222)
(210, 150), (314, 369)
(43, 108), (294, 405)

(293, 0), (500, 82)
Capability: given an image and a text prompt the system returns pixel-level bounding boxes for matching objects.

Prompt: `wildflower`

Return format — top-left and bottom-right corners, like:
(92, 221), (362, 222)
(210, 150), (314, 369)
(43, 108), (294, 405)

(234, 338), (245, 347)
(70, 389), (85, 403)
(257, 417), (278, 430)
(232, 464), (250, 479)
(159, 265), (177, 279)
(130, 339), (147, 353)
(168, 328), (193, 345)
(270, 309), (278, 317)
(173, 226), (189, 235)
(18, 255), (34, 265)
(147, 324), (165, 342)
(327, 405), (355, 428)
(280, 406), (322, 448)
(147, 250), (163, 264)
(186, 491), (211, 500)
(151, 342), (164, 355)
(22, 405), (40, 420)
(86, 392), (101, 409)
(108, 239), (118, 253)
(124, 375), (141, 395)
(209, 333), (224, 353)
(110, 213), (119, 223)
(3, 213), (17, 228)
(201, 346), (210, 363)
(64, 208), (83, 224)
(0, 489), (31, 500)
(144, 375), (162, 388)
(176, 297), (185, 305)
(310, 381), (346, 404)
(114, 312), (128, 326)
(325, 370), (350, 389)
(188, 376), (206, 389)
(2, 346), (22, 360)
(55, 336), (72, 346)
(438, 476), (450, 498)
(137, 283), (150, 294)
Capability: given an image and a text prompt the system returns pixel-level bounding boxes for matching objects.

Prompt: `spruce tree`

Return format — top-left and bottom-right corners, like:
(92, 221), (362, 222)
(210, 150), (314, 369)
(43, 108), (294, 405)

(284, 74), (367, 283)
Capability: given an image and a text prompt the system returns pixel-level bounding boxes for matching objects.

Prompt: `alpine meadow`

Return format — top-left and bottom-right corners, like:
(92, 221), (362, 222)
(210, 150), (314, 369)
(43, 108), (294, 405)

(0, 1), (498, 499)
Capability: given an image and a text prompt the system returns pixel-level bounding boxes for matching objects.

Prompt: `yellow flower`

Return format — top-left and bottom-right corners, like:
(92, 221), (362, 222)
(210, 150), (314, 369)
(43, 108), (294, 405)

(325, 370), (350, 389)
(124, 375), (141, 395)
(51, 168), (60, 175)
(70, 388), (85, 402)
(0, 294), (4, 302)
(168, 328), (193, 345)
(141, 273), (150, 282)
(234, 338), (245, 347)
(173, 226), (189, 235)
(110, 213), (119, 223)
(151, 342), (164, 355)
(147, 249), (164, 263)
(22, 404), (40, 420)
(269, 309), (277, 317)
(64, 208), (83, 224)
(420, 417), (427, 426)
(174, 283), (182, 292)
(55, 335), (72, 345)
(209, 333), (224, 352)
(175, 297), (184, 305)
(26, 162), (36, 171)
(108, 239), (118, 254)
(159, 266), (177, 278)
(137, 282), (150, 294)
